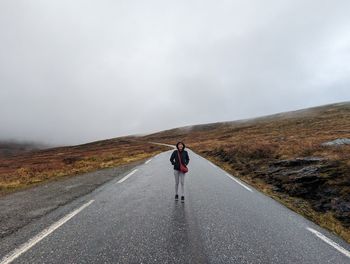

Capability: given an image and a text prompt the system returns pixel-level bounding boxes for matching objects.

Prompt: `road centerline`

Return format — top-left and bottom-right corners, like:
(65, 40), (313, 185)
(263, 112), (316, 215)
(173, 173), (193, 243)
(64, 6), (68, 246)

(117, 169), (138, 183)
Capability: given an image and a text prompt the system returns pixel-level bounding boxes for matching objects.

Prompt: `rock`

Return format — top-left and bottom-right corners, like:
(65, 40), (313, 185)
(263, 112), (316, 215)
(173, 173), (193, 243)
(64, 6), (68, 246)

(291, 174), (320, 184)
(321, 138), (350, 146)
(292, 166), (319, 179)
(267, 159), (327, 199)
(264, 156), (349, 228)
(332, 199), (350, 227)
(272, 186), (281, 192)
(272, 157), (325, 167)
(331, 198), (350, 213)
(322, 187), (338, 196)
(334, 214), (350, 227)
(314, 201), (332, 212)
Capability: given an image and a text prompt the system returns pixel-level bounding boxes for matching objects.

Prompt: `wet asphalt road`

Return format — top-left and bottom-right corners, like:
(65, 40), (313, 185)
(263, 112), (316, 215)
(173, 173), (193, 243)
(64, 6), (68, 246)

(2, 149), (350, 264)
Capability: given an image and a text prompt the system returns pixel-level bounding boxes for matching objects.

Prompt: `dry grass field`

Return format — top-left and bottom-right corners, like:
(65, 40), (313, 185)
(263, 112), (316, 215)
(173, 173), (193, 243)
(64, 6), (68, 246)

(0, 137), (170, 196)
(140, 102), (350, 243)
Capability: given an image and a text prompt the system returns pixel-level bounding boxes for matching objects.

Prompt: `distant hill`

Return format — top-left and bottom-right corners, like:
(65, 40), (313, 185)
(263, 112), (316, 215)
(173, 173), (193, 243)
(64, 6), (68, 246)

(0, 141), (52, 158)
(142, 102), (350, 140)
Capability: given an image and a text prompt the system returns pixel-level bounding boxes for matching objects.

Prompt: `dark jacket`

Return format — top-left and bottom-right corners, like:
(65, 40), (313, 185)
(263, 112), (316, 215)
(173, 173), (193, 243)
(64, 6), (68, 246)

(170, 144), (190, 171)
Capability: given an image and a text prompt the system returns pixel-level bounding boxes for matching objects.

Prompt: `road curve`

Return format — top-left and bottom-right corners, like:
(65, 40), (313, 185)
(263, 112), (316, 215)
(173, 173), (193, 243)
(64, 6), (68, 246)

(1, 149), (350, 264)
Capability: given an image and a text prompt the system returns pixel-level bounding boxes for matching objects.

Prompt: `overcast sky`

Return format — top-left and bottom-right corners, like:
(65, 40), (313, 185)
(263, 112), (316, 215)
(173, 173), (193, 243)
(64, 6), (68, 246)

(1, 0), (350, 146)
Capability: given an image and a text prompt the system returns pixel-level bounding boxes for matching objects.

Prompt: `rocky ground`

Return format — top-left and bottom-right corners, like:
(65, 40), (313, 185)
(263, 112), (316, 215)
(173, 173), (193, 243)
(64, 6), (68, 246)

(266, 157), (349, 228)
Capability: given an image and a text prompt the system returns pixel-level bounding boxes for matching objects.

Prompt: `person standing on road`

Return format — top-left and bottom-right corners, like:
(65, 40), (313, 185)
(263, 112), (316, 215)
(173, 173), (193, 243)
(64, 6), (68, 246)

(170, 141), (190, 202)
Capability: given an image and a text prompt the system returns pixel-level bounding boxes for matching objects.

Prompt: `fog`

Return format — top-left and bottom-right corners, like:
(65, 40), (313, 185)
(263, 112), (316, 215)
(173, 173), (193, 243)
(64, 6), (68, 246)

(1, 0), (349, 146)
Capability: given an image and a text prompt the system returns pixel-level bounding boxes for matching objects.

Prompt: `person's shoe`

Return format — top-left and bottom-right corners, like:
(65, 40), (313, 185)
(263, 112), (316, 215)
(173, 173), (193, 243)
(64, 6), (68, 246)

(175, 194), (179, 201)
(181, 196), (185, 203)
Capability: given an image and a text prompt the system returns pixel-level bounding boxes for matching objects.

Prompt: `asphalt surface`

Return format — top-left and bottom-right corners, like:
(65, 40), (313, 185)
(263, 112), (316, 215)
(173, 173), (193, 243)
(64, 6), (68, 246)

(1, 149), (350, 264)
(0, 159), (147, 239)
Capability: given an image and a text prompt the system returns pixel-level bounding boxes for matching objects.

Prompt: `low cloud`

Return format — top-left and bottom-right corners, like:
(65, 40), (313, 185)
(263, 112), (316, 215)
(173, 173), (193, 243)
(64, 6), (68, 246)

(1, 0), (349, 145)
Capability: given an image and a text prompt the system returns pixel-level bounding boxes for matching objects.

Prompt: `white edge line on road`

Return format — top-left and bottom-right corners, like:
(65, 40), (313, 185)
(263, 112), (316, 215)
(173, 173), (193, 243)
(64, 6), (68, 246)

(145, 159), (152, 164)
(207, 160), (253, 192)
(306, 227), (350, 259)
(0, 199), (95, 264)
(225, 173), (253, 192)
(208, 162), (217, 168)
(117, 169), (138, 183)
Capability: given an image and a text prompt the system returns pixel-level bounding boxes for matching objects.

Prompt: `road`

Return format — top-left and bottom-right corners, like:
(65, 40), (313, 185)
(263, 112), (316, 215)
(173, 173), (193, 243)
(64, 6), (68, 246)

(1, 148), (350, 263)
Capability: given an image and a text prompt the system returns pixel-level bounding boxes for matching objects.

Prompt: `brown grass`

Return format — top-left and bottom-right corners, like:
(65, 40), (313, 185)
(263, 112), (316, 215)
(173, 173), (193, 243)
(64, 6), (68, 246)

(0, 137), (171, 196)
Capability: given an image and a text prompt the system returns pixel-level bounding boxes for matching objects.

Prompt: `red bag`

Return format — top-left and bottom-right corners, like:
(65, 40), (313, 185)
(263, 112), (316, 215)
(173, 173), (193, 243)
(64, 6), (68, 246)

(177, 150), (188, 173)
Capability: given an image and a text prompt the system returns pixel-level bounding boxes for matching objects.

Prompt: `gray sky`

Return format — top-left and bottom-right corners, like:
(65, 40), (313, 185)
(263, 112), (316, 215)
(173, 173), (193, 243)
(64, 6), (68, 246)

(1, 0), (350, 146)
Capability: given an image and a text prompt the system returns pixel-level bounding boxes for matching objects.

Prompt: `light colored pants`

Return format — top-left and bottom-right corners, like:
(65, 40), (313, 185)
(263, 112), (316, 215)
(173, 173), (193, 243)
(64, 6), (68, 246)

(174, 169), (185, 196)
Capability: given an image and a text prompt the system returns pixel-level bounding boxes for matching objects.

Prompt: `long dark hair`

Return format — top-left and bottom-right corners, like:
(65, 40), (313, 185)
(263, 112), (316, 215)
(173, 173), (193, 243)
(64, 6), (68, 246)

(176, 141), (186, 151)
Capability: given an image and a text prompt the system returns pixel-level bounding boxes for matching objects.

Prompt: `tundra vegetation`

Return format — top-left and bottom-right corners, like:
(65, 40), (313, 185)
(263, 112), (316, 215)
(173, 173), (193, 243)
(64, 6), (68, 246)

(0, 138), (170, 196)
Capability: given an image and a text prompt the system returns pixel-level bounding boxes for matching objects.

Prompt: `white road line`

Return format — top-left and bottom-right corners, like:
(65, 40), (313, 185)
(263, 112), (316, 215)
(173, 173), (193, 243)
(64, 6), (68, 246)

(306, 227), (350, 259)
(209, 162), (217, 168)
(117, 169), (138, 183)
(145, 159), (152, 164)
(225, 173), (253, 192)
(207, 160), (253, 192)
(0, 199), (95, 264)
(148, 142), (176, 148)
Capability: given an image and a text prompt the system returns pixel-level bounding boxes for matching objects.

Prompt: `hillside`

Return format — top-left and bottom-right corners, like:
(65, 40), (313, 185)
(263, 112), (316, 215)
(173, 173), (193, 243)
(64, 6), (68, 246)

(0, 141), (51, 158)
(0, 137), (170, 196)
(139, 102), (350, 242)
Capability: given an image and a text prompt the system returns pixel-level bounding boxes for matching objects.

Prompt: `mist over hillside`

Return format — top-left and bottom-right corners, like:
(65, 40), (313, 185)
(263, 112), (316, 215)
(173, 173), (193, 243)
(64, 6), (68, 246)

(0, 140), (53, 158)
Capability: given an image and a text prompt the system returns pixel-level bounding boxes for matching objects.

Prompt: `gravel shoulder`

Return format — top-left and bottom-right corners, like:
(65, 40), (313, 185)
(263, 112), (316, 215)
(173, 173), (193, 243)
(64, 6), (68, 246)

(0, 158), (146, 239)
